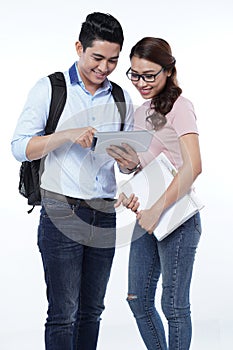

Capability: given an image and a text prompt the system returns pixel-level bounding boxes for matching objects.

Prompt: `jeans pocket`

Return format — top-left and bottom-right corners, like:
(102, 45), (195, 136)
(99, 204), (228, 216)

(42, 198), (77, 219)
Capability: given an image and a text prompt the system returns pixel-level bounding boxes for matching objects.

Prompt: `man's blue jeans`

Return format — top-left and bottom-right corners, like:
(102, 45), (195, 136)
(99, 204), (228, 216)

(127, 213), (202, 350)
(37, 197), (116, 350)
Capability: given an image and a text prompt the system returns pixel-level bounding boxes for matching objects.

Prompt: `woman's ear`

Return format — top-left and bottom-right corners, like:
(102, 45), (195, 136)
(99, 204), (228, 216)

(75, 41), (83, 57)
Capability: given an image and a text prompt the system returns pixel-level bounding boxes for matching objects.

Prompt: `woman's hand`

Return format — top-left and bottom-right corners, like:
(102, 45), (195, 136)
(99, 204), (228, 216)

(114, 193), (140, 213)
(136, 205), (163, 234)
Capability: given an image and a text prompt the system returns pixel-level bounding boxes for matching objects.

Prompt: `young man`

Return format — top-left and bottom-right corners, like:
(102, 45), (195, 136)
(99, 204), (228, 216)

(11, 12), (137, 350)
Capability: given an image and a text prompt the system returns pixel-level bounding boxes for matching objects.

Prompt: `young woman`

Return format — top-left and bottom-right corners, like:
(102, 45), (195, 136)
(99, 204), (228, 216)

(109, 37), (202, 349)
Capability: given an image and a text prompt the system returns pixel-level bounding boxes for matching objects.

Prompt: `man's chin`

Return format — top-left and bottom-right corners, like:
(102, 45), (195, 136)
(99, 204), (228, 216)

(92, 71), (107, 81)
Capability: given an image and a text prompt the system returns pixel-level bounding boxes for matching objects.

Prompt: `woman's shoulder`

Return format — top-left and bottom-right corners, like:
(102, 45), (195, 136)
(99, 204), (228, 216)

(172, 95), (195, 111)
(136, 96), (194, 112)
(169, 95), (197, 129)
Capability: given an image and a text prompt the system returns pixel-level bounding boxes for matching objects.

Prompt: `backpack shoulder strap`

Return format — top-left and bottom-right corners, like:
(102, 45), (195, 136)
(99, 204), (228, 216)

(110, 81), (126, 131)
(45, 72), (67, 135)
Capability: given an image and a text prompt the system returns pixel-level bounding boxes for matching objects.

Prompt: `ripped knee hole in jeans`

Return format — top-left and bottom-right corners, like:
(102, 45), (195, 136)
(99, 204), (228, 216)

(127, 294), (138, 301)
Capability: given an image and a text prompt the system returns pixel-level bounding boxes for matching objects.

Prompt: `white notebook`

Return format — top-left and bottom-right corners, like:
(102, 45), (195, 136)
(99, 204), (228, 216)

(119, 152), (204, 241)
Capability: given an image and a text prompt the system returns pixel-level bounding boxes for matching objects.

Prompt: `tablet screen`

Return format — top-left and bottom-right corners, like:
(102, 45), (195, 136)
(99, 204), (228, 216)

(91, 130), (154, 153)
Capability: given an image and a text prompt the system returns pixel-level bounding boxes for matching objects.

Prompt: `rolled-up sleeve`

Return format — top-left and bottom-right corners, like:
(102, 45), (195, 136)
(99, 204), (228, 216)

(11, 77), (51, 162)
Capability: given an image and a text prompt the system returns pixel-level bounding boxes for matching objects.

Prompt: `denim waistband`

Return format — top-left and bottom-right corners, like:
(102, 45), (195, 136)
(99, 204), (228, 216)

(40, 189), (115, 207)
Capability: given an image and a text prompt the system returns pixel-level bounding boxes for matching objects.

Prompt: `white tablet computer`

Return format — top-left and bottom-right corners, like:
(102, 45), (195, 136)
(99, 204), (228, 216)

(91, 130), (154, 153)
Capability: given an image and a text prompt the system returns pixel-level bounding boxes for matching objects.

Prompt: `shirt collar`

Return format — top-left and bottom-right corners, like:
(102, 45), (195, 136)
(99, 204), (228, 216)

(68, 62), (112, 93)
(69, 62), (82, 84)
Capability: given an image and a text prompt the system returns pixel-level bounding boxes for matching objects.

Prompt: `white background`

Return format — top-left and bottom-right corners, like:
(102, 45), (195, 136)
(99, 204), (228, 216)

(1, 0), (233, 349)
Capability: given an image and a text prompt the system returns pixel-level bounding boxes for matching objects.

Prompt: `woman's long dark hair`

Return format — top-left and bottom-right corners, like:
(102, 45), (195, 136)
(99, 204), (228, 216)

(129, 37), (182, 130)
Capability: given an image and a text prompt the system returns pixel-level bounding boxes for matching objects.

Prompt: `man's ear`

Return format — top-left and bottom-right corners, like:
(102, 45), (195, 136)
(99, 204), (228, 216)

(75, 41), (83, 57)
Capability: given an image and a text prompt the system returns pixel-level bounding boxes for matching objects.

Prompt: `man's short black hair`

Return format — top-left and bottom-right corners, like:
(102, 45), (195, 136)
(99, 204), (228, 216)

(79, 12), (124, 51)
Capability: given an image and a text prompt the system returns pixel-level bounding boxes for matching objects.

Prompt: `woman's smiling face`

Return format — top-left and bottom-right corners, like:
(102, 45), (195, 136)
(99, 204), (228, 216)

(130, 56), (170, 99)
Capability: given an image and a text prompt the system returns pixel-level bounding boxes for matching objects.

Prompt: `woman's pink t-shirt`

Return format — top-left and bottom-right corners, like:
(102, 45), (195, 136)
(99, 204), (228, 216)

(134, 95), (198, 169)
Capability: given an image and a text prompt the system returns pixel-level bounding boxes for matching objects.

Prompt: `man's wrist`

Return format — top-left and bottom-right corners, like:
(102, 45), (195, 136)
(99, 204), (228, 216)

(126, 162), (141, 174)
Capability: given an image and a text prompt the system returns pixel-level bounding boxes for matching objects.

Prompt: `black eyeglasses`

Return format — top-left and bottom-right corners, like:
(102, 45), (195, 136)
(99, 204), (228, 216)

(126, 67), (164, 82)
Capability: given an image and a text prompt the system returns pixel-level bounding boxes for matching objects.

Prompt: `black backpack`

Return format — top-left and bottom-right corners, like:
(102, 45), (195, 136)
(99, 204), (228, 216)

(18, 72), (126, 213)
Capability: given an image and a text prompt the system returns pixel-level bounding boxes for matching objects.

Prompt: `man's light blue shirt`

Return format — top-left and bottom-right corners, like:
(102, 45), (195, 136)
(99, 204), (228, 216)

(11, 63), (134, 199)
